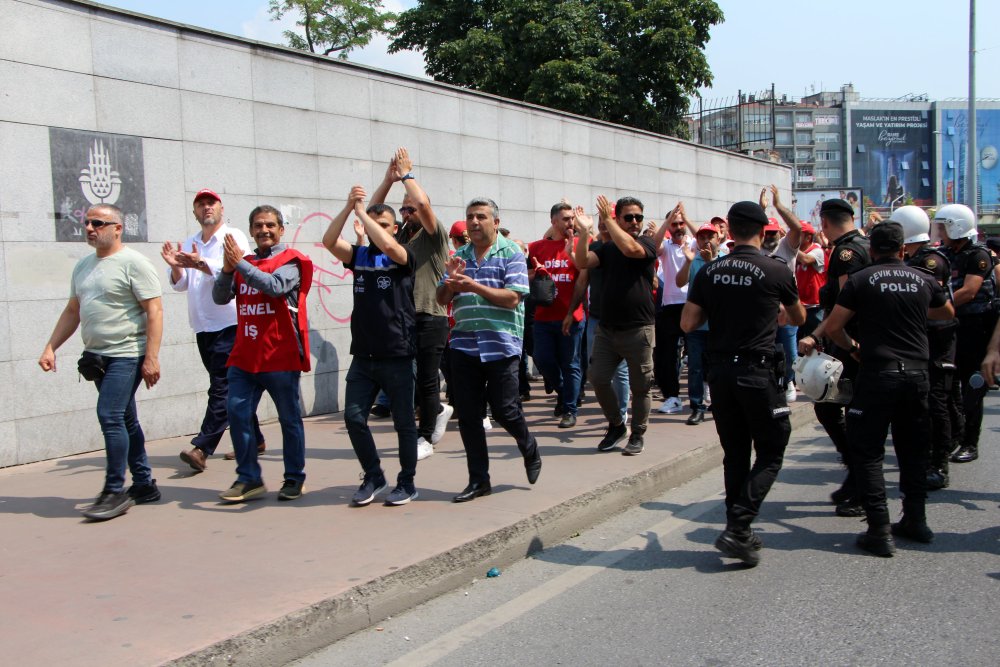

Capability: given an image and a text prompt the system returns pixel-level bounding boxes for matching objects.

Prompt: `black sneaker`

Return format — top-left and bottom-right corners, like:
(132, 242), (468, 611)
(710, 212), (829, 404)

(926, 468), (949, 490)
(351, 473), (387, 506)
(385, 484), (418, 506)
(714, 529), (761, 566)
(835, 499), (865, 517)
(856, 530), (895, 557)
(597, 422), (627, 452)
(891, 516), (934, 543)
(278, 479), (305, 501)
(127, 480), (161, 504)
(622, 434), (644, 456)
(82, 490), (134, 521)
(370, 404), (391, 419)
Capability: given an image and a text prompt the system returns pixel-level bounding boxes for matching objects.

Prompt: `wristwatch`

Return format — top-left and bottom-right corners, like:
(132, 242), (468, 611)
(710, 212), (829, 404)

(401, 172), (415, 181)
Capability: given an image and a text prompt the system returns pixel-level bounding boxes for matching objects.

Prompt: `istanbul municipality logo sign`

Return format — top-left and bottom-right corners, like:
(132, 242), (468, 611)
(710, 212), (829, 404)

(49, 128), (147, 242)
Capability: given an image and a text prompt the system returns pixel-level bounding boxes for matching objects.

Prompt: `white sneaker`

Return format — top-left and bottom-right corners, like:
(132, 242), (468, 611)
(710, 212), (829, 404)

(785, 381), (797, 403)
(657, 397), (683, 414)
(483, 416), (493, 430)
(416, 437), (434, 461)
(431, 404), (454, 444)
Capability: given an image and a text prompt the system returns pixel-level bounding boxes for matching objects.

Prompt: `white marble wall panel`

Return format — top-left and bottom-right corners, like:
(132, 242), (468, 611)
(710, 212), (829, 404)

(255, 151), (319, 199)
(419, 168), (464, 212)
(315, 68), (371, 119)
(251, 54), (316, 110)
(498, 143), (533, 179)
(635, 137), (660, 167)
(316, 114), (373, 161)
(461, 137), (500, 175)
(562, 121), (590, 155)
(499, 108), (530, 145)
(142, 139), (188, 243)
(463, 100), (500, 140)
(254, 103), (318, 155)
(0, 420), (16, 468)
(562, 153), (591, 185)
(531, 148), (564, 182)
(180, 92), (254, 148)
(5, 242), (89, 304)
(499, 176), (534, 213)
(462, 172), (501, 203)
(530, 115), (563, 151)
(178, 36), (254, 100)
(636, 165), (660, 194)
(416, 90), (461, 134)
(2, 0), (93, 73)
(0, 62), (96, 131)
(590, 128), (616, 161)
(417, 129), (462, 171)
(615, 162), (639, 192)
(0, 123), (56, 243)
(318, 156), (375, 202)
(0, 306), (10, 363)
(370, 80), (416, 126)
(90, 17), (179, 88)
(95, 78), (182, 140)
(0, 240), (6, 301)
(369, 122), (414, 163)
(590, 157), (616, 188)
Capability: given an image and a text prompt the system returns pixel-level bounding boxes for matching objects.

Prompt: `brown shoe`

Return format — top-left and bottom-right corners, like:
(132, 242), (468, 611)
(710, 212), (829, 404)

(223, 442), (266, 461)
(180, 447), (207, 472)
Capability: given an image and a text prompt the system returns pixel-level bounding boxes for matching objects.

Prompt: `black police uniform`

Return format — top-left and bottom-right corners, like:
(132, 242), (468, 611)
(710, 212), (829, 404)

(944, 240), (998, 462)
(816, 227), (870, 509)
(839, 249), (948, 553)
(688, 237), (800, 562)
(906, 246), (962, 486)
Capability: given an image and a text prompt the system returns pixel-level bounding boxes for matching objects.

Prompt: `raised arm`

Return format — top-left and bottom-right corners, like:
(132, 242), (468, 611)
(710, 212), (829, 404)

(653, 203), (682, 250)
(770, 185), (801, 249)
(392, 147), (437, 236)
(600, 195), (645, 259)
(573, 206), (599, 269)
(322, 186), (363, 265)
(353, 187), (409, 265)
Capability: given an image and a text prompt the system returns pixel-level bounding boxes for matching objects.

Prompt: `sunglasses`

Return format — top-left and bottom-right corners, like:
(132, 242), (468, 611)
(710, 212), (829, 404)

(670, 222), (684, 228)
(399, 206), (416, 215)
(84, 218), (118, 229)
(622, 214), (644, 223)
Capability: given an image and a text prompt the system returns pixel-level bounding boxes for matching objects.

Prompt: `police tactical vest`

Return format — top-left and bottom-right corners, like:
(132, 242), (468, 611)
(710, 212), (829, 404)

(949, 243), (998, 316)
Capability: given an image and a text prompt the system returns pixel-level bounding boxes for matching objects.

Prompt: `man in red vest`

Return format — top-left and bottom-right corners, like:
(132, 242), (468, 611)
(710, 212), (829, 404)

(795, 222), (826, 340)
(212, 205), (313, 503)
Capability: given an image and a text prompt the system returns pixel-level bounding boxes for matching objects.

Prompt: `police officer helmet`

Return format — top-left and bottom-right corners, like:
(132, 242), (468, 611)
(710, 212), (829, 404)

(793, 351), (847, 403)
(888, 206), (930, 244)
(932, 204), (977, 240)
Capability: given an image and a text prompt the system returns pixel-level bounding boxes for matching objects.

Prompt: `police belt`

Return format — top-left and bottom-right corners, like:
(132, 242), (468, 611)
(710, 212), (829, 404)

(865, 359), (928, 372)
(709, 352), (775, 368)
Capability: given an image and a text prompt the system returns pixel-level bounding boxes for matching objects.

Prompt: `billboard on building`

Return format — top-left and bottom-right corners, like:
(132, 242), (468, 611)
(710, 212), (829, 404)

(939, 108), (1000, 211)
(793, 188), (864, 228)
(850, 110), (933, 208)
(49, 128), (147, 242)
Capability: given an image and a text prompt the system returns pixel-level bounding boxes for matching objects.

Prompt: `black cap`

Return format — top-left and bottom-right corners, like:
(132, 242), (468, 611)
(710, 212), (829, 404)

(869, 221), (904, 253)
(820, 198), (855, 216)
(727, 201), (768, 228)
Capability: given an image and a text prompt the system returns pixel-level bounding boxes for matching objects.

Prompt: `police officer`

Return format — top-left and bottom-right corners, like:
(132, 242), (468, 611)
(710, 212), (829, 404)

(933, 204), (996, 464)
(798, 198), (870, 517)
(682, 201), (806, 566)
(823, 222), (953, 557)
(894, 206), (962, 489)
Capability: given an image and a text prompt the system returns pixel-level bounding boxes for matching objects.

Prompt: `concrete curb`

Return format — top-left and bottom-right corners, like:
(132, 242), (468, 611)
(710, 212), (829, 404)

(168, 403), (817, 667)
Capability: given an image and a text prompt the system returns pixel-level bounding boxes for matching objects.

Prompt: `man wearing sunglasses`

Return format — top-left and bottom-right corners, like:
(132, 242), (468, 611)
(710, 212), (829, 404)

(39, 204), (163, 521)
(574, 196), (660, 455)
(370, 147), (453, 461)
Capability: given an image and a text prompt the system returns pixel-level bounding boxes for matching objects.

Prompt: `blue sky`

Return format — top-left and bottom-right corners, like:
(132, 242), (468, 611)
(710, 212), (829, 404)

(98, 0), (1000, 102)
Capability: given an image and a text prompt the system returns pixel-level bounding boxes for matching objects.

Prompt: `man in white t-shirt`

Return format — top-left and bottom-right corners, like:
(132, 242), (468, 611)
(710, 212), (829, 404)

(653, 202), (698, 414)
(161, 189), (264, 472)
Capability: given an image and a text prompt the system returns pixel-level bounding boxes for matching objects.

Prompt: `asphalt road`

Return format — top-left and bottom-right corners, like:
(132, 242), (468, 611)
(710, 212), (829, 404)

(292, 402), (1000, 667)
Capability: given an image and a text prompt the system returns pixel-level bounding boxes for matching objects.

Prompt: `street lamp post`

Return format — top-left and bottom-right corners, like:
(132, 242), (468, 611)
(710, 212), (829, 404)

(967, 0), (977, 214)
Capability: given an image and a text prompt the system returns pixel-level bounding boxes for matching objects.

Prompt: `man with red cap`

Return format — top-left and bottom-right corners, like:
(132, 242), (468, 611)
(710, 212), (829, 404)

(795, 221), (825, 339)
(162, 189), (265, 471)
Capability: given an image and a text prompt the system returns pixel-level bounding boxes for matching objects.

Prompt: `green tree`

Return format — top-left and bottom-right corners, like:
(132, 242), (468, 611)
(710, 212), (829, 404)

(389, 0), (723, 137)
(269, 0), (397, 58)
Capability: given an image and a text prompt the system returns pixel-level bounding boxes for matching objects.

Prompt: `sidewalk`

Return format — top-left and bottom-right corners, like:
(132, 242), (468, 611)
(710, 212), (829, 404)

(0, 390), (815, 667)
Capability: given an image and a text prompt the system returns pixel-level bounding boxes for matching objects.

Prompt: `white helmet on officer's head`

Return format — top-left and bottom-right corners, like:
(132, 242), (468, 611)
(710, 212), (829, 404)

(932, 204), (977, 240)
(793, 351), (847, 403)
(889, 205), (930, 244)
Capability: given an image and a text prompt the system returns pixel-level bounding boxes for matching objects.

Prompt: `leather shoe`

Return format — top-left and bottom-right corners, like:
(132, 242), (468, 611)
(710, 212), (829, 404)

(179, 447), (207, 472)
(685, 409), (705, 425)
(950, 445), (978, 463)
(453, 482), (492, 503)
(224, 441), (266, 461)
(525, 450), (542, 485)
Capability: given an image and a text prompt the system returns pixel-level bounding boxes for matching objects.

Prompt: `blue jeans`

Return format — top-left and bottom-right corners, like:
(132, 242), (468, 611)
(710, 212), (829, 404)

(94, 355), (152, 493)
(587, 316), (628, 421)
(344, 356), (418, 487)
(776, 324), (798, 383)
(227, 367), (305, 484)
(533, 319), (583, 416)
(192, 325), (263, 454)
(686, 329), (708, 410)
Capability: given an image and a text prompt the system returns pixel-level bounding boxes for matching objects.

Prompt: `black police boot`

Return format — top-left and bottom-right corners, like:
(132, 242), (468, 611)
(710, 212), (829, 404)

(951, 445), (978, 463)
(856, 521), (895, 558)
(714, 526), (761, 567)
(892, 498), (934, 543)
(925, 467), (949, 491)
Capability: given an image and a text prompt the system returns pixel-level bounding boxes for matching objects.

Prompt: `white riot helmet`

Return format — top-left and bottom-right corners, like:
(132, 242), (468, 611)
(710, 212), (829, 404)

(793, 351), (848, 403)
(932, 204), (977, 240)
(889, 205), (930, 244)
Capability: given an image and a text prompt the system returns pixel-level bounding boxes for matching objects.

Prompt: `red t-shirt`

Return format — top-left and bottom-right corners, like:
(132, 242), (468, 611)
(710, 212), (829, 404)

(528, 238), (583, 322)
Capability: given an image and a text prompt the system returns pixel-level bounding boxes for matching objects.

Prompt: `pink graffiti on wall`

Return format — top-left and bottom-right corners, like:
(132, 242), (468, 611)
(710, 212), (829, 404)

(288, 210), (353, 323)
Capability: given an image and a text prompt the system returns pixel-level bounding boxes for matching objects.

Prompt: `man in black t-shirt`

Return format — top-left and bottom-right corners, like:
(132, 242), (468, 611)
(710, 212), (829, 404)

(575, 195), (658, 456)
(683, 201), (805, 566)
(798, 198), (871, 518)
(824, 222), (953, 557)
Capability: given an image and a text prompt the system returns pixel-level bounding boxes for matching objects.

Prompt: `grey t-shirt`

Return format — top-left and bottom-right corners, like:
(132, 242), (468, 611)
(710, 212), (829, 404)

(71, 247), (162, 357)
(405, 218), (450, 317)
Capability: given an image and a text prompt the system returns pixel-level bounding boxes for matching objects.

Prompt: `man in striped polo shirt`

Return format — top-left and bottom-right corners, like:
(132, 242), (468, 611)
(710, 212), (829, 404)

(437, 197), (543, 502)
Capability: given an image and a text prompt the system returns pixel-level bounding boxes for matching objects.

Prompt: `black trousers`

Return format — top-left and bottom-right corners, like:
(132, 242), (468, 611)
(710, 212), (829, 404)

(708, 363), (791, 529)
(846, 369), (930, 525)
(192, 325), (262, 454)
(450, 351), (538, 485)
(928, 364), (963, 469)
(415, 314), (450, 441)
(955, 312), (997, 448)
(654, 304), (685, 398)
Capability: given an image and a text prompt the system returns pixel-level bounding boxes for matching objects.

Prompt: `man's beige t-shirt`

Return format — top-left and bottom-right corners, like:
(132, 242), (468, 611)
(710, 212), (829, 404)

(407, 218), (450, 317)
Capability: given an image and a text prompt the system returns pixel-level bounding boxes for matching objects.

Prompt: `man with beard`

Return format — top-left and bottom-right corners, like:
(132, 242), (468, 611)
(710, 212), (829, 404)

(213, 206), (313, 503)
(39, 204), (163, 521)
(163, 189), (265, 471)
(575, 196), (661, 455)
